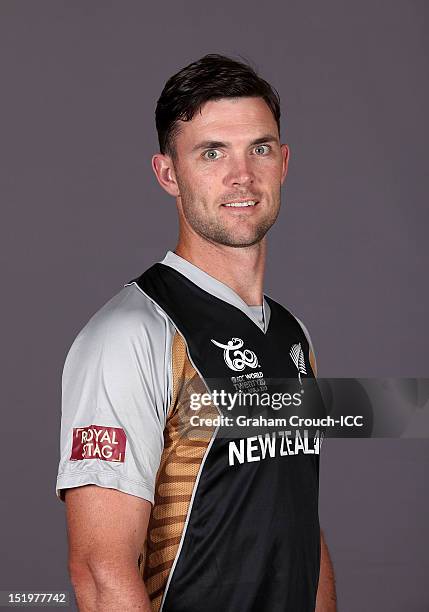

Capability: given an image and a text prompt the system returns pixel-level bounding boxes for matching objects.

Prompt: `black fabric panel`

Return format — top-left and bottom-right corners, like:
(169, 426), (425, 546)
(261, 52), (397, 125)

(131, 263), (324, 612)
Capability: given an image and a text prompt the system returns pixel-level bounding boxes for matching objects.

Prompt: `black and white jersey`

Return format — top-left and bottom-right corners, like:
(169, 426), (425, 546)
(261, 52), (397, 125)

(56, 251), (324, 611)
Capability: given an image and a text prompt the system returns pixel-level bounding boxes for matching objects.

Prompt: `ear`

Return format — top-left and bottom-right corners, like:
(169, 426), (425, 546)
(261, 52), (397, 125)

(152, 153), (180, 197)
(280, 144), (290, 185)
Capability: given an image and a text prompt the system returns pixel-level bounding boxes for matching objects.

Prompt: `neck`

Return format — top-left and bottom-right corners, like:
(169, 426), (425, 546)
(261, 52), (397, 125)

(174, 235), (266, 306)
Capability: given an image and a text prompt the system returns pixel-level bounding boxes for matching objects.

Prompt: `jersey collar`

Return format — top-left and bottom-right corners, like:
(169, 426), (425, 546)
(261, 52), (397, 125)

(159, 250), (271, 334)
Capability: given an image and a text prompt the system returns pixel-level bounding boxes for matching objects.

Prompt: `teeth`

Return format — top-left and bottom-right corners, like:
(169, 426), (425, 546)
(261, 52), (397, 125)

(224, 200), (257, 207)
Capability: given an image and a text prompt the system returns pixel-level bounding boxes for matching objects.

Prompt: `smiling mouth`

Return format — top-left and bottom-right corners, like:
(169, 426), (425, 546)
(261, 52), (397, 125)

(221, 200), (259, 208)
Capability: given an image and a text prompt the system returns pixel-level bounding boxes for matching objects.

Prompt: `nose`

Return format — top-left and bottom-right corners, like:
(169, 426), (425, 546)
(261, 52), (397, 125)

(225, 154), (255, 188)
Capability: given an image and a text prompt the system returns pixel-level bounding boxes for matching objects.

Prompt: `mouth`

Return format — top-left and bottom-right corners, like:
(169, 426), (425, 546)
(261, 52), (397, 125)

(220, 199), (259, 208)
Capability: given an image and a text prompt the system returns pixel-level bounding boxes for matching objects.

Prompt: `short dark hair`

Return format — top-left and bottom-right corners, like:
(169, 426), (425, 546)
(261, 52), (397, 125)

(155, 53), (281, 158)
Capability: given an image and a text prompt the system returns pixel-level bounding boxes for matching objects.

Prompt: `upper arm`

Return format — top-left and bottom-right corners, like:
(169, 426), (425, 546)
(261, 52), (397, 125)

(56, 287), (174, 506)
(66, 485), (151, 569)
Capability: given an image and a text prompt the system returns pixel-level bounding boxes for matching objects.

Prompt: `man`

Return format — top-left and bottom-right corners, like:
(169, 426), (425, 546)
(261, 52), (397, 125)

(56, 54), (337, 611)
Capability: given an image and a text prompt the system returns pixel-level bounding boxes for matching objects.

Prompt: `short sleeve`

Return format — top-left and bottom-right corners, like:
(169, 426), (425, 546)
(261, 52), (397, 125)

(55, 286), (174, 505)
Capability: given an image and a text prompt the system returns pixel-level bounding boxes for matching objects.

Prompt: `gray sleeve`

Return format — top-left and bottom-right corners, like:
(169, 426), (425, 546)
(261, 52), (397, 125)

(55, 286), (174, 505)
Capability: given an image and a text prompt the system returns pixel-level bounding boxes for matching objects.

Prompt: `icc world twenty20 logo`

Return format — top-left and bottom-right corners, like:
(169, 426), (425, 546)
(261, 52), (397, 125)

(211, 337), (259, 372)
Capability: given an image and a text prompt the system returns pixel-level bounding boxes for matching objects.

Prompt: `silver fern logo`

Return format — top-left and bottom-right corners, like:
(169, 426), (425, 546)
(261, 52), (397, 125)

(211, 337), (259, 372)
(289, 342), (307, 384)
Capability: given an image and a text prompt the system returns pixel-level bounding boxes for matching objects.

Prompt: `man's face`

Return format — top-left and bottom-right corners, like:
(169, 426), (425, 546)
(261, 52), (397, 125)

(169, 97), (289, 248)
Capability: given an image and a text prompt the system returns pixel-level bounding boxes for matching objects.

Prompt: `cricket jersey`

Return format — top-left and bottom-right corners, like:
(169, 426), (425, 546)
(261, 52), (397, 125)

(56, 251), (324, 611)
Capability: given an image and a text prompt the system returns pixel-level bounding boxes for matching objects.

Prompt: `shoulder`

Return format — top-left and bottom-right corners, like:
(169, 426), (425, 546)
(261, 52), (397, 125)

(63, 283), (177, 393)
(57, 285), (175, 504)
(66, 283), (175, 357)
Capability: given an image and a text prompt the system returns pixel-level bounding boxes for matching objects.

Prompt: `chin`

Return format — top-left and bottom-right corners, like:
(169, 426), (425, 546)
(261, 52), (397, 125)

(219, 232), (267, 248)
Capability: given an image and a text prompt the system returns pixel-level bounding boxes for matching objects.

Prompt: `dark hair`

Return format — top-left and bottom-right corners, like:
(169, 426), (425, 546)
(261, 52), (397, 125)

(155, 54), (281, 158)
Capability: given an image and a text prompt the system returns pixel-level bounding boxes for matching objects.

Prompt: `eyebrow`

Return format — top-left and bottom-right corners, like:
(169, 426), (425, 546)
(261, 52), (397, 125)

(191, 134), (279, 152)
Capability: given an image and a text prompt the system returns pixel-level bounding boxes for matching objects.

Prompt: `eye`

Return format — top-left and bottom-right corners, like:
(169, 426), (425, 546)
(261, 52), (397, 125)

(254, 144), (271, 155)
(203, 149), (222, 161)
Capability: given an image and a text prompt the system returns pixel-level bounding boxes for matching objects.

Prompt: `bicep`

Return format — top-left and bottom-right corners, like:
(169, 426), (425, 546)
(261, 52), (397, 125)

(66, 485), (152, 567)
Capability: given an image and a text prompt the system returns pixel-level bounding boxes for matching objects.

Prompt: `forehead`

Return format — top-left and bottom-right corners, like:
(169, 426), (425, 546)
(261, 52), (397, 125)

(176, 97), (279, 146)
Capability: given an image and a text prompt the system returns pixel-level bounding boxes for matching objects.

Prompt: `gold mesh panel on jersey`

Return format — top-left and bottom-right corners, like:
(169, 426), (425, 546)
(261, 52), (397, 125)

(138, 331), (218, 611)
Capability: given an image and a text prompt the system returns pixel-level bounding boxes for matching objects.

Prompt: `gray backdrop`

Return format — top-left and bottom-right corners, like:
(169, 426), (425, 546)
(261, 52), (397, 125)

(1, 1), (428, 610)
